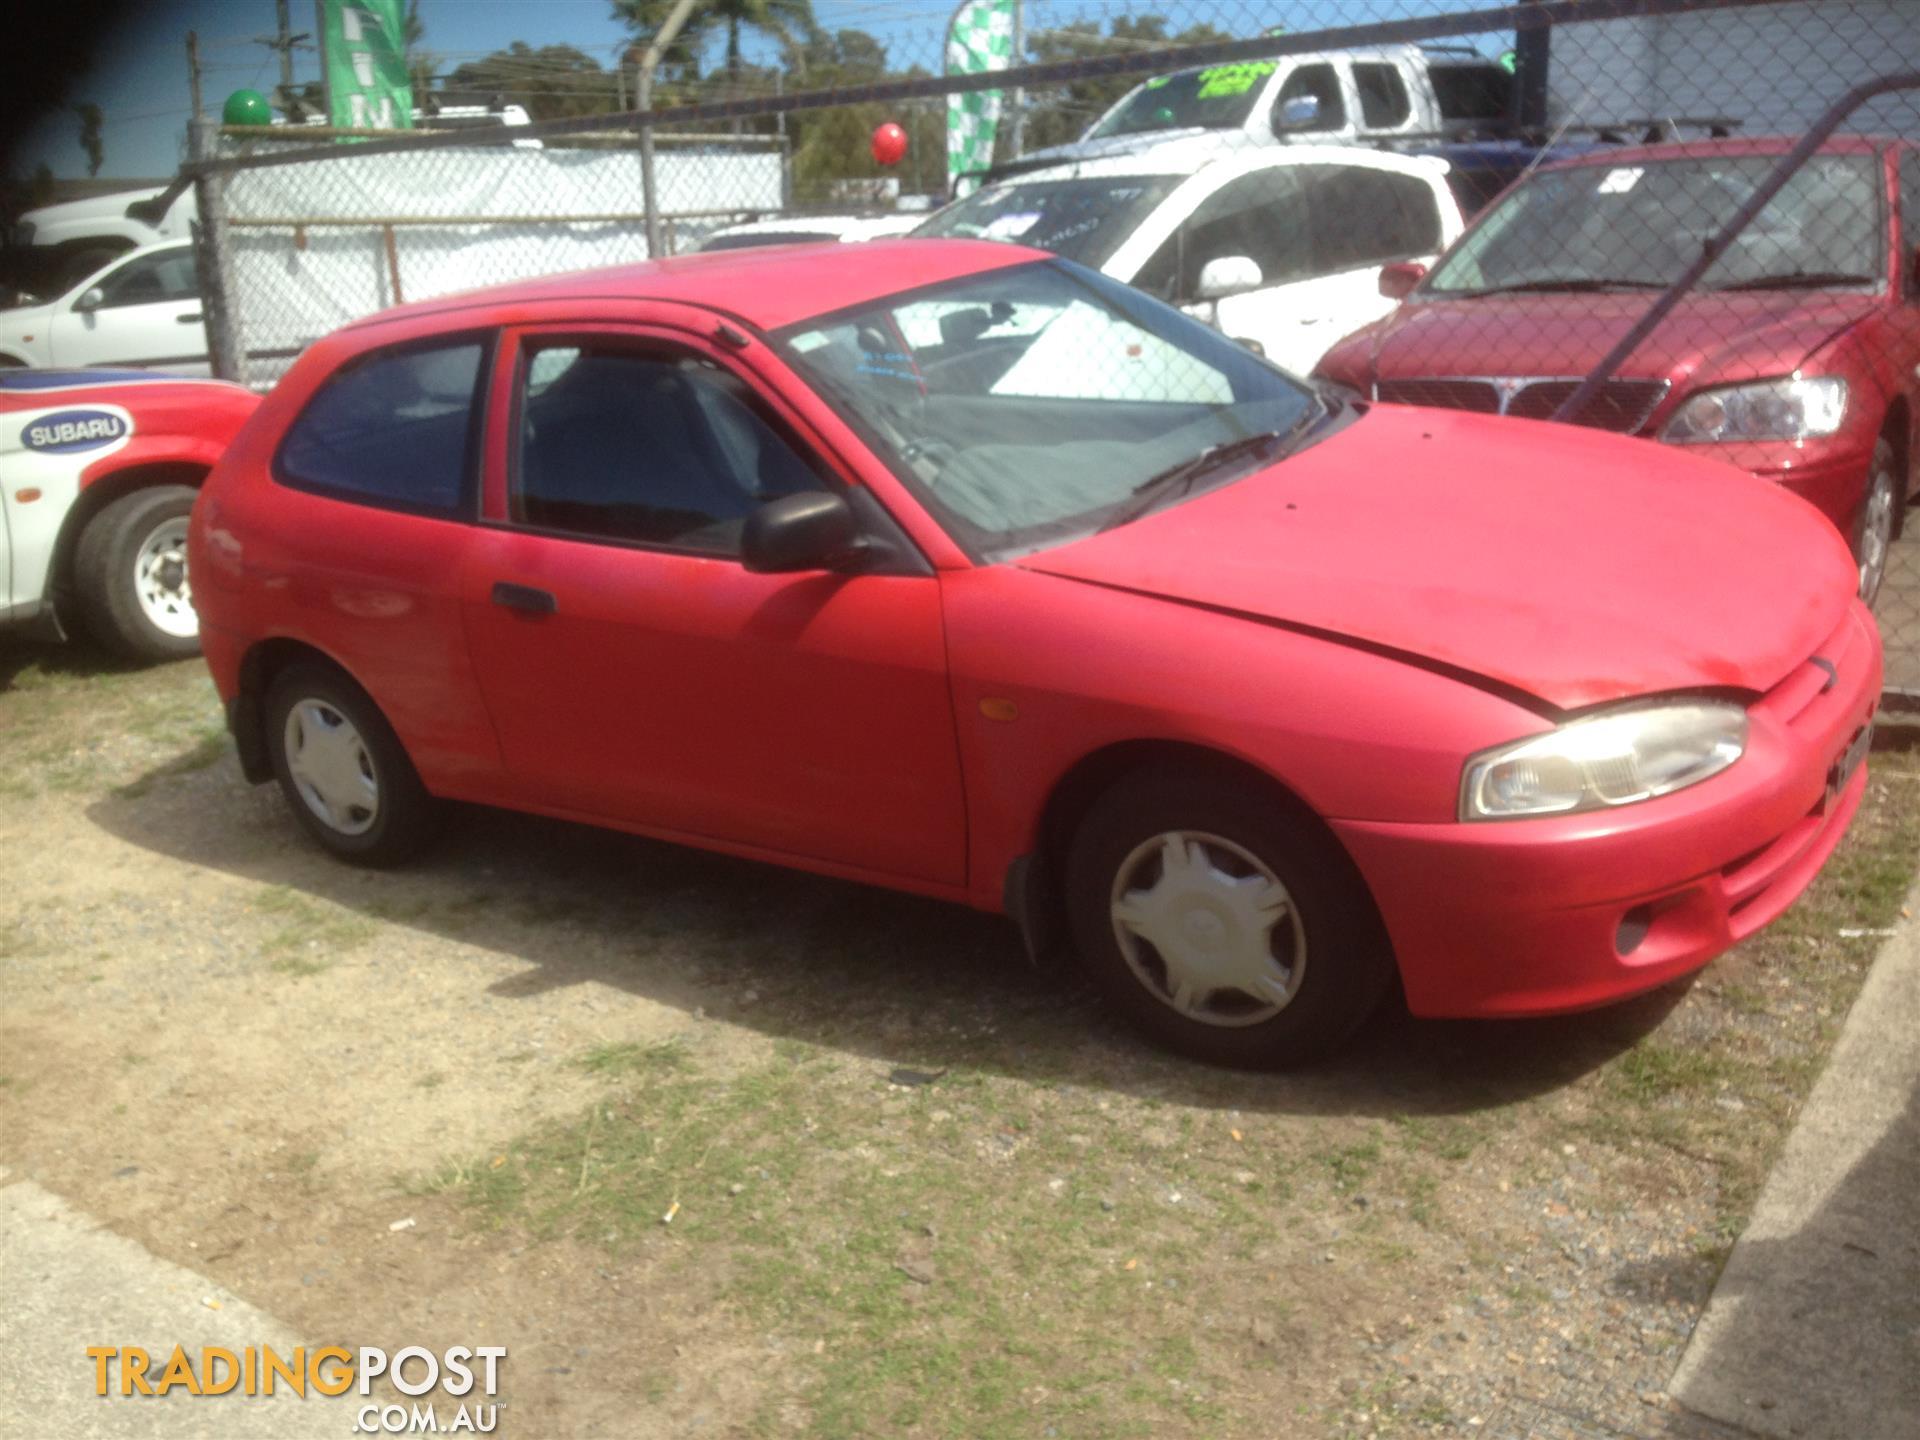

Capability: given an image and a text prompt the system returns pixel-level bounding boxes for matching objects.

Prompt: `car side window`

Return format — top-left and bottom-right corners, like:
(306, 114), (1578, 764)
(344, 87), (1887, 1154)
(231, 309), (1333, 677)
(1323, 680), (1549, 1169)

(276, 339), (486, 515)
(1309, 167), (1444, 270)
(93, 250), (199, 309)
(1353, 63), (1411, 129)
(1133, 169), (1313, 303)
(1272, 63), (1345, 133)
(513, 344), (826, 555)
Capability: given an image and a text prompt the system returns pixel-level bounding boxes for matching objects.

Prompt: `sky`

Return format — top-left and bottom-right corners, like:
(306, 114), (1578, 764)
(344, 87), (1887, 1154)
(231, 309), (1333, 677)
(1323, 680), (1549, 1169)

(5, 0), (1506, 183)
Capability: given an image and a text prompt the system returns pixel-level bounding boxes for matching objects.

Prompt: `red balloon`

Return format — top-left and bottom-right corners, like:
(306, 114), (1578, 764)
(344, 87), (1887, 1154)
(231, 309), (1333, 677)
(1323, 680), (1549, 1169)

(871, 121), (908, 167)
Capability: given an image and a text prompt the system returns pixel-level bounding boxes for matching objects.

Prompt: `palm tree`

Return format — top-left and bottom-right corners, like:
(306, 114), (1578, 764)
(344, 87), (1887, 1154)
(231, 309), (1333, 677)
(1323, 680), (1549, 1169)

(612, 0), (815, 88)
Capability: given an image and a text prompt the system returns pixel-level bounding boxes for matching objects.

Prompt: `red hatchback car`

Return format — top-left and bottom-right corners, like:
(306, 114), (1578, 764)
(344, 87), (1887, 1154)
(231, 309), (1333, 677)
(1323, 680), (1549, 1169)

(191, 242), (1880, 1066)
(1316, 137), (1920, 606)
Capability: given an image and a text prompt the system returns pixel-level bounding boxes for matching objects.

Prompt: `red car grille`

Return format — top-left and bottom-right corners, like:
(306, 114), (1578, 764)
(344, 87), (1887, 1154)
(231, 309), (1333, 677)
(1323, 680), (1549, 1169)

(1373, 378), (1502, 413)
(1375, 378), (1669, 434)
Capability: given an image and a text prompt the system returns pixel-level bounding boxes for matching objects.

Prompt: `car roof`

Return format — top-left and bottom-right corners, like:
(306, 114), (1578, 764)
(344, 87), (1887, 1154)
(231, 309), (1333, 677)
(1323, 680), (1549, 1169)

(344, 238), (1045, 335)
(983, 139), (1451, 185)
(1542, 133), (1896, 170)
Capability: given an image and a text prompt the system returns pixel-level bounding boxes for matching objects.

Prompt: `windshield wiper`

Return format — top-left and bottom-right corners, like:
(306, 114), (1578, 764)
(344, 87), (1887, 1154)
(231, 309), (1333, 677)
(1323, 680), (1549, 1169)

(1097, 408), (1321, 535)
(1458, 277), (1669, 296)
(1710, 271), (1878, 291)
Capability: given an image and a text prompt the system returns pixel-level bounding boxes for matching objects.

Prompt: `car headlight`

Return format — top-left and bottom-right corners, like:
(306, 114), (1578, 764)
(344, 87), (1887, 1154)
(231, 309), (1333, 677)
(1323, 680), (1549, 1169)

(1661, 376), (1847, 443)
(1460, 701), (1748, 821)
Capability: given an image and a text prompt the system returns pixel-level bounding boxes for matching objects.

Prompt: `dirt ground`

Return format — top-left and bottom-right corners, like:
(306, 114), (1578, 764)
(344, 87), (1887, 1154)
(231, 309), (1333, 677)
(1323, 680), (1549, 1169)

(3, 645), (1917, 1439)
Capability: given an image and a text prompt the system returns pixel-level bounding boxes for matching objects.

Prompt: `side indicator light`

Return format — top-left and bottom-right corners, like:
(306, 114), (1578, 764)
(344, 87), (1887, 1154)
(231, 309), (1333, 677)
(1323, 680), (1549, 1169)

(979, 698), (1019, 722)
(15, 488), (41, 503)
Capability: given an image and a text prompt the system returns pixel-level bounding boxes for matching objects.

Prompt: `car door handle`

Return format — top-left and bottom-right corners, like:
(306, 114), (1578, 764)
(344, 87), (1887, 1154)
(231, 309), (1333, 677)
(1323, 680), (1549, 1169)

(491, 582), (556, 615)
(177, 313), (203, 323)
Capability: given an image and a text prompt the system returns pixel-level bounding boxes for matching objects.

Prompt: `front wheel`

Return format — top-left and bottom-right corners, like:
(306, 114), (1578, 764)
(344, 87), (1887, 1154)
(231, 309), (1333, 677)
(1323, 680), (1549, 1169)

(264, 663), (439, 866)
(73, 485), (201, 662)
(1065, 771), (1394, 1068)
(1855, 437), (1899, 608)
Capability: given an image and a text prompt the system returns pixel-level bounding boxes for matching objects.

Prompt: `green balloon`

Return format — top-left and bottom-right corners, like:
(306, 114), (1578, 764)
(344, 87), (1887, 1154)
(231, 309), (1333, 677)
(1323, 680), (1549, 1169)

(223, 89), (273, 126)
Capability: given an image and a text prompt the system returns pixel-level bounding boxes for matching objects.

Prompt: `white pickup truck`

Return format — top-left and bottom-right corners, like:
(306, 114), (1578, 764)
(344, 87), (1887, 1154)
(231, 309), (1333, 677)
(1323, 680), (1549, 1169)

(917, 139), (1466, 374)
(1014, 42), (1514, 172)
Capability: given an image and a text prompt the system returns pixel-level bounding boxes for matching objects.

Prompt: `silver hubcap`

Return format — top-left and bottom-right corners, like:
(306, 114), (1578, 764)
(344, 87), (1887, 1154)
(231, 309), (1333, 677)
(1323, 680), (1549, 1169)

(1858, 468), (1896, 605)
(283, 700), (379, 836)
(1110, 830), (1306, 1028)
(134, 517), (196, 638)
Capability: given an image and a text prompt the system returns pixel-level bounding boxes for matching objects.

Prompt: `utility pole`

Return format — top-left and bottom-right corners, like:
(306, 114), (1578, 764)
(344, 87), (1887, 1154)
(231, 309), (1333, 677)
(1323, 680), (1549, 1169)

(1008, 0), (1026, 159)
(254, 0), (313, 108)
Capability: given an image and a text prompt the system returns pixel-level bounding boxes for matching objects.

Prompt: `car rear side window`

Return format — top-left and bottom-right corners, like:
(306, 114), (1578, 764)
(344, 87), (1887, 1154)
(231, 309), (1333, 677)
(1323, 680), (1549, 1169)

(275, 339), (486, 516)
(512, 344), (825, 555)
(1353, 63), (1412, 129)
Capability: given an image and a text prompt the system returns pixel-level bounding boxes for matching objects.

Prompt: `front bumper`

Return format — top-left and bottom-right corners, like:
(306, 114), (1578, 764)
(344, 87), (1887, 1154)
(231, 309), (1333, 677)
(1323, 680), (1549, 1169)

(1667, 434), (1871, 538)
(1333, 601), (1882, 1018)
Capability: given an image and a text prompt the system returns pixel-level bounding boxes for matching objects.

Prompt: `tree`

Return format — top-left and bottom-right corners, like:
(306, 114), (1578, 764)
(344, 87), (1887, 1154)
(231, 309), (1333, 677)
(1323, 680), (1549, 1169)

(73, 103), (104, 177)
(611, 0), (817, 89)
(444, 43), (619, 120)
(1020, 15), (1232, 154)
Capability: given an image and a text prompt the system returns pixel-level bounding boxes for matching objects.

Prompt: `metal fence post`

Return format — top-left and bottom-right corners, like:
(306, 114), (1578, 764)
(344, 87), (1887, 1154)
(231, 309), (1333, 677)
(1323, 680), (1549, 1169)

(188, 117), (246, 387)
(638, 0), (699, 259)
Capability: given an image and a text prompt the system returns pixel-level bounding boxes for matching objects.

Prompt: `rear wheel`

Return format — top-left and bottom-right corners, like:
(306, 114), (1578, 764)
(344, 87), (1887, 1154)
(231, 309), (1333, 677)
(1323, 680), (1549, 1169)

(73, 485), (200, 662)
(264, 662), (439, 866)
(1065, 770), (1393, 1068)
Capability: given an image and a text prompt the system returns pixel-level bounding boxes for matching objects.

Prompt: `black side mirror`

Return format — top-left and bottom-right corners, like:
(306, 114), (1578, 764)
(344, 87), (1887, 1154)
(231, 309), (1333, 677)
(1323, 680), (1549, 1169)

(741, 492), (867, 575)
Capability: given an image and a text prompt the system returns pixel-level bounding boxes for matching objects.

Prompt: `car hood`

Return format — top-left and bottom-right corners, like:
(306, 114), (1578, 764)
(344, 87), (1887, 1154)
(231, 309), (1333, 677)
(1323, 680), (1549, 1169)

(1018, 405), (1855, 712)
(1360, 289), (1880, 391)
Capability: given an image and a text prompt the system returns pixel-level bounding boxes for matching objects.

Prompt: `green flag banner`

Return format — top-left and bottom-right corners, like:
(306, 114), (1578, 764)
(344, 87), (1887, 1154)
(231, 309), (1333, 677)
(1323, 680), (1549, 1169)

(946, 0), (1014, 191)
(321, 0), (414, 130)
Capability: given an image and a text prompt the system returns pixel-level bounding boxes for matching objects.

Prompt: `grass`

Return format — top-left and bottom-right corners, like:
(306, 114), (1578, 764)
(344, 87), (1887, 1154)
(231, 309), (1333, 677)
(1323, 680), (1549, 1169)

(414, 747), (1920, 1436)
(430, 1036), (1318, 1436)
(8, 648), (1919, 1437)
(253, 886), (378, 972)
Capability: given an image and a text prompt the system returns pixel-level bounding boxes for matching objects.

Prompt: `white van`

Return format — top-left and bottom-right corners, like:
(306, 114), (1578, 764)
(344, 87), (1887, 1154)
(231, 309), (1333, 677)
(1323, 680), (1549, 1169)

(916, 140), (1465, 374)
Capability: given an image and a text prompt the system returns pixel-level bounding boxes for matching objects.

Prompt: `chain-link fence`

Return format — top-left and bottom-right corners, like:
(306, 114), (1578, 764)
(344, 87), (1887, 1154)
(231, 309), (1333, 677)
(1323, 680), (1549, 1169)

(180, 0), (1920, 700)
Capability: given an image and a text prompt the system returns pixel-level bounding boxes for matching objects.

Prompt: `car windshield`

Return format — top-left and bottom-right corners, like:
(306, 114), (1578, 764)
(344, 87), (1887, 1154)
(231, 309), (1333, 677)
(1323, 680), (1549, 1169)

(1087, 63), (1275, 139)
(776, 259), (1321, 560)
(915, 176), (1181, 268)
(1425, 153), (1884, 294)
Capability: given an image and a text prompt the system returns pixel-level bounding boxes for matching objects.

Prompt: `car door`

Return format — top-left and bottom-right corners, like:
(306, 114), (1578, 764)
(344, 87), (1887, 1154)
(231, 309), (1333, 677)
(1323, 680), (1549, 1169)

(1888, 145), (1920, 484)
(459, 324), (969, 888)
(46, 247), (207, 373)
(1214, 164), (1449, 373)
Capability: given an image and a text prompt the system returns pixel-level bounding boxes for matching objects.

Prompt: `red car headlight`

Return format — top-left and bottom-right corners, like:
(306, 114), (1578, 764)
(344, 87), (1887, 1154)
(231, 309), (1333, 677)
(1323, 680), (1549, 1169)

(1460, 700), (1749, 821)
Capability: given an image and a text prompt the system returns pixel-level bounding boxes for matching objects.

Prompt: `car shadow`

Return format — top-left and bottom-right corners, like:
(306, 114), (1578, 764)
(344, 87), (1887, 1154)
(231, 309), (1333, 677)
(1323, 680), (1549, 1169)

(0, 636), (146, 692)
(85, 744), (1689, 1119)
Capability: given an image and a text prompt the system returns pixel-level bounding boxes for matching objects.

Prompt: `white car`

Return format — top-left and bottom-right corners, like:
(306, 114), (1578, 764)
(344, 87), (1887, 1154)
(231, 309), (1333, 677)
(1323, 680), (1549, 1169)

(697, 213), (925, 252)
(916, 141), (1466, 374)
(0, 240), (208, 374)
(1, 370), (257, 659)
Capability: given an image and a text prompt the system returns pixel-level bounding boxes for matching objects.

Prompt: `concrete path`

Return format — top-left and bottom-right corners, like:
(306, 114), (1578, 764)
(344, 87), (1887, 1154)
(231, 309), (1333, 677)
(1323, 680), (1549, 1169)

(1669, 886), (1920, 1438)
(0, 1170), (336, 1437)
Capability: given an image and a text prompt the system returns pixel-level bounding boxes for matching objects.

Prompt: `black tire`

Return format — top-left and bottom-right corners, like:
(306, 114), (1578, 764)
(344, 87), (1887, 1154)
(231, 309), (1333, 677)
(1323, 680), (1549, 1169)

(264, 662), (439, 866)
(1854, 436), (1900, 608)
(73, 485), (201, 662)
(1065, 769), (1394, 1069)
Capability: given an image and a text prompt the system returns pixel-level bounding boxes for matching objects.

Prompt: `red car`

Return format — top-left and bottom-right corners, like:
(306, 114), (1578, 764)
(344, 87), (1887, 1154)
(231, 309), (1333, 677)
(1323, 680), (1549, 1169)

(190, 242), (1879, 1067)
(3, 369), (258, 660)
(1315, 136), (1919, 606)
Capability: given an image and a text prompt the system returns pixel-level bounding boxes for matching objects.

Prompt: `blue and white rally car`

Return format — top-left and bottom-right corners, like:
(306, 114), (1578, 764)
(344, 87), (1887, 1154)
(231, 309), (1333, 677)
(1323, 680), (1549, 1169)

(1, 370), (257, 661)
